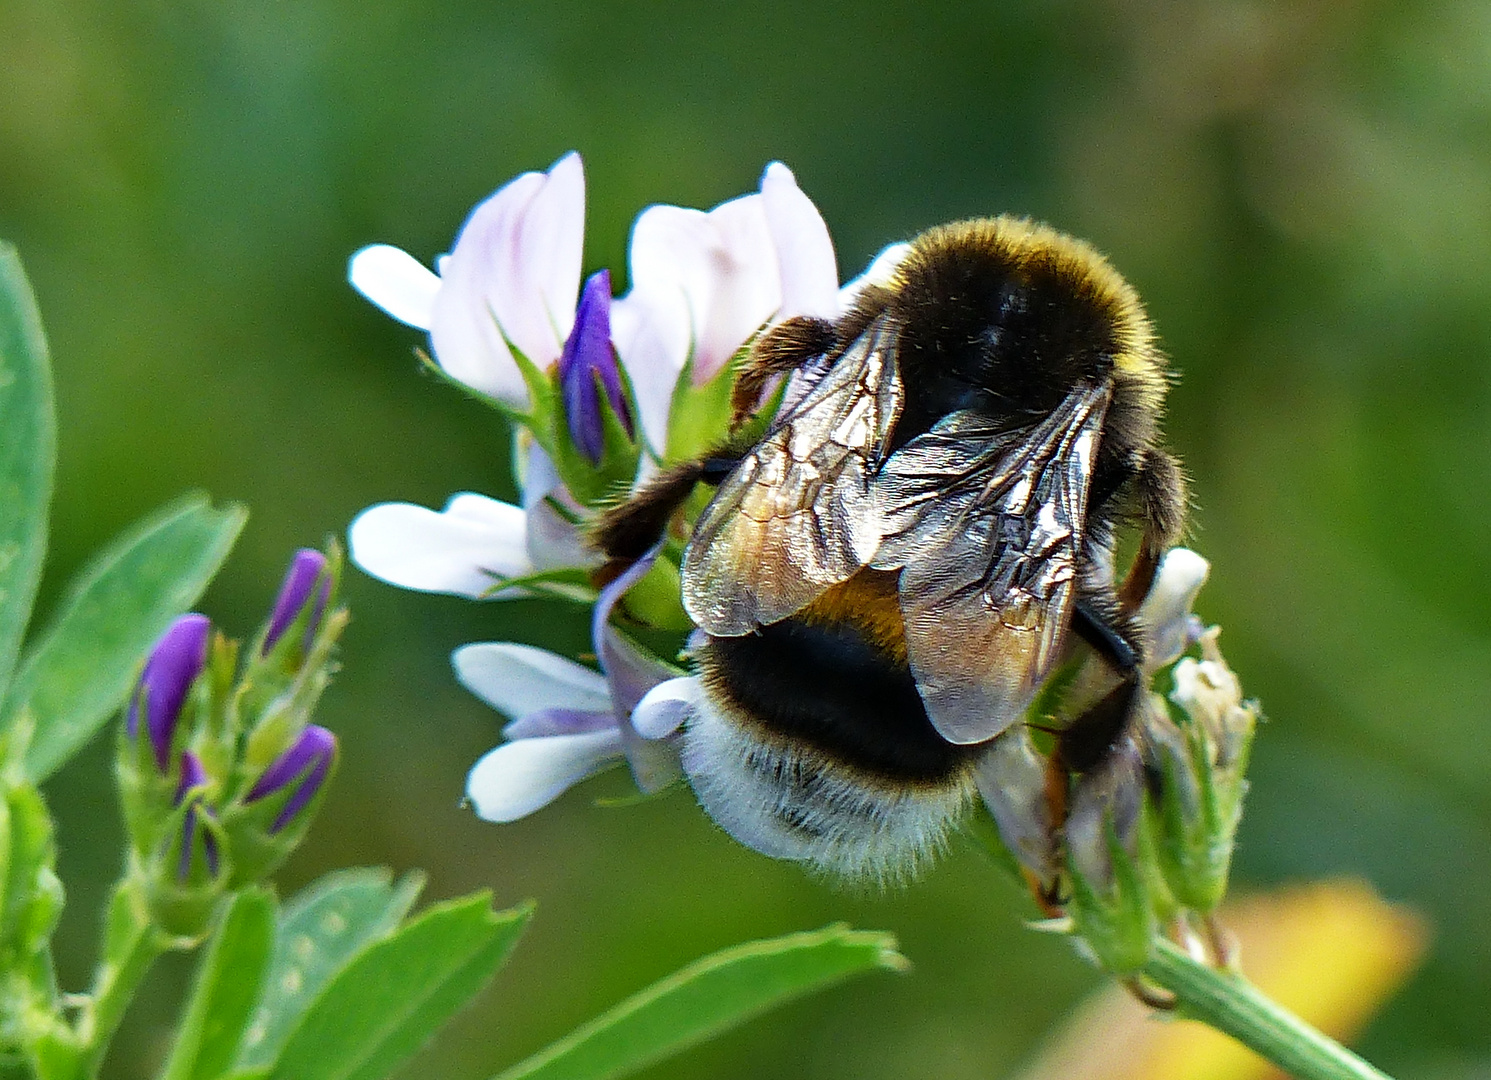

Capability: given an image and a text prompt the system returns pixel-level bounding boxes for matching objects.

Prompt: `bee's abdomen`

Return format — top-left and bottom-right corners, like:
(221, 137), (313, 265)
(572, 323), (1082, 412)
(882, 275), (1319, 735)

(699, 617), (980, 786)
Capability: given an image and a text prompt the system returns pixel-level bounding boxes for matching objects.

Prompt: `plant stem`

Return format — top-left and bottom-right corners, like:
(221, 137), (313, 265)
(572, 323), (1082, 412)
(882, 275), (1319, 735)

(70, 875), (168, 1079)
(1142, 937), (1394, 1080)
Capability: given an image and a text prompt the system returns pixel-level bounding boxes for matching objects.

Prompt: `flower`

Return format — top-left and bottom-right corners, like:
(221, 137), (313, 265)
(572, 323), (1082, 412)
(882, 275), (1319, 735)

(263, 548), (331, 652)
(127, 613), (211, 770)
(349, 152), (585, 409)
(348, 491), (547, 600)
(244, 725), (338, 833)
(559, 270), (632, 463)
(348, 154), (850, 602)
(462, 552), (681, 822)
(610, 160), (840, 457)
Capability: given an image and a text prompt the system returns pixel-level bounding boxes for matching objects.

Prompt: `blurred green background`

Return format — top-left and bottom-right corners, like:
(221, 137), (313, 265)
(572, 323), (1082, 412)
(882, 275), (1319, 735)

(3, 0), (1489, 1075)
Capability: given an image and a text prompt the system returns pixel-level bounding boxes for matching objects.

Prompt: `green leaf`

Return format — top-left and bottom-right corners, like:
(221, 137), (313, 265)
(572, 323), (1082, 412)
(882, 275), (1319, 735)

(1, 492), (246, 781)
(494, 924), (907, 1080)
(266, 891), (531, 1080)
(0, 245), (56, 710)
(235, 868), (426, 1072)
(160, 887), (276, 1080)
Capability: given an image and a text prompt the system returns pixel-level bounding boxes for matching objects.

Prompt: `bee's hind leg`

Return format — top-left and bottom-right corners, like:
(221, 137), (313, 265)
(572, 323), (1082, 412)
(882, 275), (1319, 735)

(1056, 594), (1144, 774)
(1118, 447), (1187, 612)
(589, 451), (747, 589)
(731, 316), (836, 424)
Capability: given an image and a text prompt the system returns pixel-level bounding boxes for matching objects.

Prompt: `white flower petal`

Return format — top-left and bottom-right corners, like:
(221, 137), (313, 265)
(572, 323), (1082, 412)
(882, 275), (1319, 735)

(974, 728), (1058, 884)
(838, 241), (911, 310)
(348, 494), (532, 597)
(429, 153), (586, 408)
(453, 642), (611, 719)
(511, 441), (595, 571)
(511, 150), (585, 360)
(625, 197), (780, 387)
(348, 244), (440, 330)
(1138, 547), (1211, 668)
(429, 177), (537, 404)
(761, 162), (839, 320)
(611, 290), (687, 458)
(631, 676), (701, 740)
(466, 729), (625, 822)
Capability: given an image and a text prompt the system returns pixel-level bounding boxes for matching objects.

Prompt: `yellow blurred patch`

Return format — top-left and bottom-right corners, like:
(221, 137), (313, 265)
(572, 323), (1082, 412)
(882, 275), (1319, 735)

(1013, 880), (1428, 1080)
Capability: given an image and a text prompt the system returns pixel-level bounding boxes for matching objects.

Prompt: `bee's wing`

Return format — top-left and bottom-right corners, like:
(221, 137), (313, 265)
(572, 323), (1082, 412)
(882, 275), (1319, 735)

(682, 316), (904, 635)
(871, 384), (1112, 745)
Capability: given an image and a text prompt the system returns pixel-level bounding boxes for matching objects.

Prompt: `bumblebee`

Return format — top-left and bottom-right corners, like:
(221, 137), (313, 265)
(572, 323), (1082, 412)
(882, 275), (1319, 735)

(597, 217), (1186, 880)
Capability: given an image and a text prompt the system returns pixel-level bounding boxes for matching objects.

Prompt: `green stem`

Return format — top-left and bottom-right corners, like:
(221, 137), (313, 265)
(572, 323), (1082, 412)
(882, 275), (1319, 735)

(1142, 937), (1394, 1080)
(70, 875), (168, 1079)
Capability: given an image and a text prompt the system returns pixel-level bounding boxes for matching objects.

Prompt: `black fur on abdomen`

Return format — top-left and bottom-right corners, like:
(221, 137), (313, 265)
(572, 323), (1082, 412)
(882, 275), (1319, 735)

(700, 619), (982, 787)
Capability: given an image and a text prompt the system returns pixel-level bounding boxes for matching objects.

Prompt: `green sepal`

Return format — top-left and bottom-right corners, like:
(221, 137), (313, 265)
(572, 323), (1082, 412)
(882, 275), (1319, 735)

(1066, 804), (1161, 976)
(238, 544), (344, 719)
(0, 778), (61, 963)
(549, 368), (642, 509)
(115, 670), (213, 862)
(664, 342), (747, 465)
(505, 338), (560, 459)
(614, 554), (692, 632)
(144, 796), (228, 940)
(237, 606), (348, 795)
(478, 565), (598, 605)
(1149, 700), (1256, 914)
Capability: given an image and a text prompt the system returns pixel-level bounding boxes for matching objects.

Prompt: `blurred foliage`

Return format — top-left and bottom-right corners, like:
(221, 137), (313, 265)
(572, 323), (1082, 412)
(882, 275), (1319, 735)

(2, 0), (1489, 1076)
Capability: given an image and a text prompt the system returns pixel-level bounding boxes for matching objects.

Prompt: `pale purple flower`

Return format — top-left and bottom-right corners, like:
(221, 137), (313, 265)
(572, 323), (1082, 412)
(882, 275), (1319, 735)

(611, 161), (841, 456)
(1136, 548), (1209, 669)
(263, 548), (330, 652)
(462, 551), (682, 822)
(128, 614), (211, 770)
(349, 152), (585, 409)
(974, 547), (1212, 882)
(245, 725), (337, 832)
(349, 155), (857, 598)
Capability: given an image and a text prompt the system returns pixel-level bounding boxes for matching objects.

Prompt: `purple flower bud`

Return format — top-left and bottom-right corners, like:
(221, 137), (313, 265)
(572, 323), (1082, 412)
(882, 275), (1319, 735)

(264, 548), (331, 652)
(559, 269), (632, 462)
(128, 614), (211, 771)
(246, 725), (337, 832)
(175, 751), (219, 880)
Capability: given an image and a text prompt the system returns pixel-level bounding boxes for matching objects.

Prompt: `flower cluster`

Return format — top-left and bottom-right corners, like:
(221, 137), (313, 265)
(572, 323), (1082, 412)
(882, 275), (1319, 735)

(348, 152), (903, 808)
(118, 547), (344, 936)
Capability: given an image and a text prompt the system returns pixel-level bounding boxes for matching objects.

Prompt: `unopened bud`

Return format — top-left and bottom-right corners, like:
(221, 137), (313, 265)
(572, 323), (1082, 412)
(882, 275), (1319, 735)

(263, 548), (331, 653)
(1064, 740), (1165, 974)
(1147, 627), (1258, 912)
(559, 269), (631, 463)
(224, 725), (337, 886)
(244, 725), (336, 832)
(974, 727), (1059, 888)
(127, 614), (210, 770)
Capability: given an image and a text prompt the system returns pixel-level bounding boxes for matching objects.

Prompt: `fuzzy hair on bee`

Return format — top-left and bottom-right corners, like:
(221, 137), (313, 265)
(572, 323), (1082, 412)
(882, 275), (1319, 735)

(595, 216), (1187, 883)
